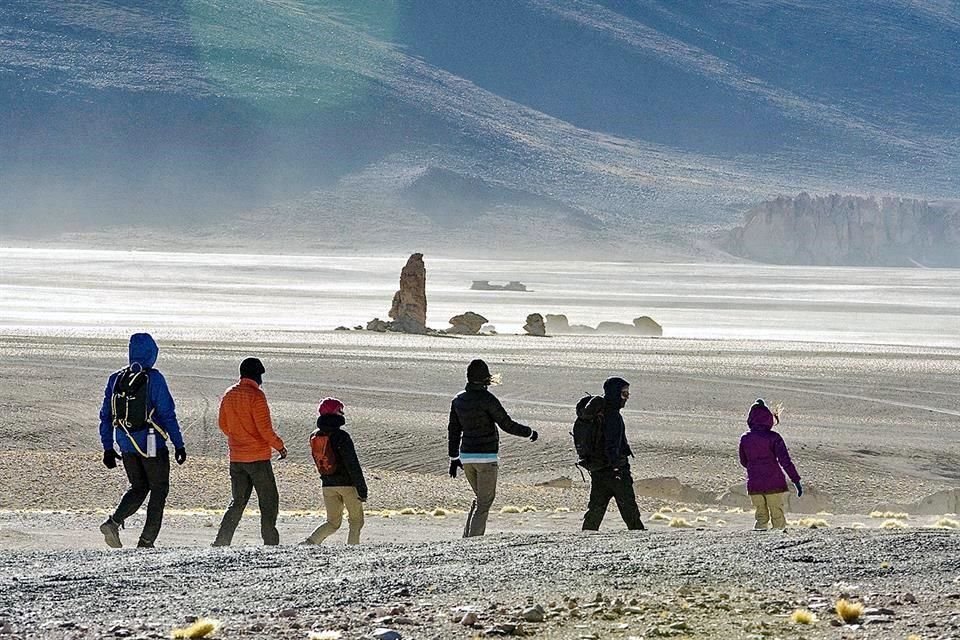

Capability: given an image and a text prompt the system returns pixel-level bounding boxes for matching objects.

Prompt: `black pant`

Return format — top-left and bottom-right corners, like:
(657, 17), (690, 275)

(582, 466), (645, 531)
(214, 461), (280, 546)
(113, 449), (171, 546)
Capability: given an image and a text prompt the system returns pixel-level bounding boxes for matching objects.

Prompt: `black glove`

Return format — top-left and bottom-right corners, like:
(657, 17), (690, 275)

(449, 459), (463, 478)
(102, 449), (120, 469)
(529, 430), (539, 442)
(175, 448), (187, 465)
(794, 480), (803, 498)
(358, 492), (368, 503)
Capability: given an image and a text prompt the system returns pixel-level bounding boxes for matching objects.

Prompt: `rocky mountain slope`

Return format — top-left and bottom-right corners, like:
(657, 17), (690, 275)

(3, 1), (960, 253)
(725, 193), (960, 266)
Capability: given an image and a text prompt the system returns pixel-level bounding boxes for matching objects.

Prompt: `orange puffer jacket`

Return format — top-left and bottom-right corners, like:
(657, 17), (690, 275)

(218, 378), (285, 463)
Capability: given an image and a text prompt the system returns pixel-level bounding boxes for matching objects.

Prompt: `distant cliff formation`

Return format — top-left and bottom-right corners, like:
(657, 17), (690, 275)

(726, 193), (960, 267)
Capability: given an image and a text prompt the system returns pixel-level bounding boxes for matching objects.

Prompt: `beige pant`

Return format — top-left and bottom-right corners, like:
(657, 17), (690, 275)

(751, 492), (787, 530)
(306, 486), (364, 545)
(463, 463), (498, 538)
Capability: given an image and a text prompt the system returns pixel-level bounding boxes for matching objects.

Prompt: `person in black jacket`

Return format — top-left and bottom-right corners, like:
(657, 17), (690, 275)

(448, 359), (538, 537)
(582, 376), (645, 531)
(301, 398), (368, 545)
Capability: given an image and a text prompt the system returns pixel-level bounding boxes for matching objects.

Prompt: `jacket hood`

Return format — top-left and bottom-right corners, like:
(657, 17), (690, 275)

(316, 414), (346, 432)
(747, 402), (775, 431)
(603, 377), (630, 397)
(128, 333), (158, 369)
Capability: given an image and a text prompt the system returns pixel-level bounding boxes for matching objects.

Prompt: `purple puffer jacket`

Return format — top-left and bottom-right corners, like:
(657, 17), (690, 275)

(738, 403), (800, 495)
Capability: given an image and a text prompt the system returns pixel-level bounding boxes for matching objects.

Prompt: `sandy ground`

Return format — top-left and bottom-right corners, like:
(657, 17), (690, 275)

(1, 333), (958, 515)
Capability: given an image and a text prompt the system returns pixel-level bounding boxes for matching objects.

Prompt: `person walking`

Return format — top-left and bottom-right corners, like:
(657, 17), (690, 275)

(739, 398), (802, 530)
(300, 398), (368, 545)
(448, 358), (538, 538)
(212, 357), (287, 546)
(98, 333), (187, 548)
(582, 377), (645, 531)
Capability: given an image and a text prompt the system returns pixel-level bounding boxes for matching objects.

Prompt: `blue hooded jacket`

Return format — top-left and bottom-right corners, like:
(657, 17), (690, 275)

(99, 333), (184, 454)
(601, 376), (634, 469)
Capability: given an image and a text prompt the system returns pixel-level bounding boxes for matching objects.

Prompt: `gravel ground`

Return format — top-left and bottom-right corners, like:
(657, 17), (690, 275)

(1, 528), (959, 639)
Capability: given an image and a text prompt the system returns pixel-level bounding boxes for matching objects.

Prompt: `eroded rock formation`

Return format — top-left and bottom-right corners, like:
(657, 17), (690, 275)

(387, 253), (428, 333)
(726, 193), (960, 266)
(523, 313), (546, 336)
(446, 312), (488, 335)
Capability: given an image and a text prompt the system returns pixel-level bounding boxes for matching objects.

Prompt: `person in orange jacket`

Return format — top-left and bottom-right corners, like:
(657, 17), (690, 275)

(212, 357), (287, 546)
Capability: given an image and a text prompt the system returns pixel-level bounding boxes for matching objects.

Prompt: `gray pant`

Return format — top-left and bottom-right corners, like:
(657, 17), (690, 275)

(463, 462), (498, 538)
(213, 461), (280, 546)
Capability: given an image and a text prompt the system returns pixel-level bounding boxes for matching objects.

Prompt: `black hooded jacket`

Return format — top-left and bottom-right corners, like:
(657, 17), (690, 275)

(600, 377), (634, 469)
(313, 414), (368, 500)
(448, 382), (533, 458)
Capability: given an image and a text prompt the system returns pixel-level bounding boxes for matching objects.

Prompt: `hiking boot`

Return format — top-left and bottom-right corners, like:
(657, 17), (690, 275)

(99, 517), (122, 549)
(137, 539), (155, 549)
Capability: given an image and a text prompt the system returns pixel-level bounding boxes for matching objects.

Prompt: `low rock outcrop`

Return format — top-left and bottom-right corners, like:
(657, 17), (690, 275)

(726, 192), (960, 266)
(633, 316), (663, 337)
(523, 313), (546, 336)
(446, 312), (488, 335)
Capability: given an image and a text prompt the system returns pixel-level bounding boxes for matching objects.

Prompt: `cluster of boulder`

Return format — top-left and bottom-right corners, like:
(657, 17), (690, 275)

(544, 314), (662, 337)
(359, 253), (662, 338)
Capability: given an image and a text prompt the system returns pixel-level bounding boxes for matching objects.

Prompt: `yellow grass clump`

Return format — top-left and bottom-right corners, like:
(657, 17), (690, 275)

(398, 507), (417, 515)
(693, 516), (709, 524)
(651, 512), (671, 522)
(554, 507), (570, 513)
(659, 506), (674, 513)
(500, 505), (521, 514)
(881, 519), (909, 529)
(669, 517), (692, 528)
(699, 508), (721, 513)
(816, 511), (834, 516)
(677, 507), (694, 513)
(521, 505), (538, 513)
(431, 508), (448, 517)
(171, 619), (220, 639)
(835, 599), (864, 624)
(906, 635), (923, 640)
(309, 632), (343, 640)
(798, 518), (830, 529)
(790, 609), (817, 624)
(715, 519), (726, 526)
(726, 507), (744, 514)
(847, 522), (866, 529)
(933, 517), (960, 529)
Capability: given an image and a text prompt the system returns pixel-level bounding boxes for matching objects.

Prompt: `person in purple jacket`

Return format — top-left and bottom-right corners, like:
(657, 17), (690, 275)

(738, 399), (802, 530)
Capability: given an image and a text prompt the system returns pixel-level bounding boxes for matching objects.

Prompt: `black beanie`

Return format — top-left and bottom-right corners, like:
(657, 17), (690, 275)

(240, 357), (265, 385)
(466, 359), (491, 384)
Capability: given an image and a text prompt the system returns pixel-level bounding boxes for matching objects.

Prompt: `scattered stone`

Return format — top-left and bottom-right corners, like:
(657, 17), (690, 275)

(902, 593), (918, 604)
(523, 314), (546, 336)
(459, 612), (478, 626)
(521, 605), (545, 623)
(366, 318), (389, 332)
(279, 608), (298, 618)
(334, 326), (350, 331)
(371, 629), (402, 640)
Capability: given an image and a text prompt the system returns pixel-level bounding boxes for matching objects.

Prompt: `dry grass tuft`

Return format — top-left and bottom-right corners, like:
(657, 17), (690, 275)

(669, 517), (692, 528)
(431, 508), (448, 517)
(398, 507), (417, 515)
(933, 517), (960, 529)
(553, 507), (570, 513)
(869, 511), (885, 518)
(659, 506), (674, 513)
(171, 619), (220, 639)
(906, 635), (923, 640)
(651, 512), (671, 522)
(881, 519), (909, 529)
(835, 599), (864, 624)
(847, 522), (866, 529)
(521, 505), (538, 513)
(677, 507), (694, 513)
(725, 507), (744, 514)
(309, 632), (343, 640)
(693, 516), (709, 524)
(798, 518), (830, 529)
(715, 519), (726, 526)
(816, 511), (834, 516)
(790, 609), (817, 624)
(500, 505), (521, 514)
